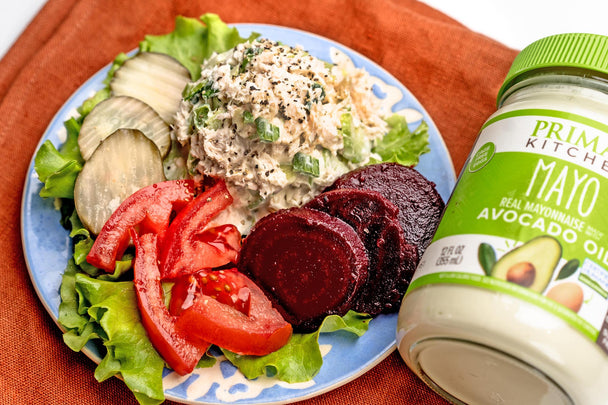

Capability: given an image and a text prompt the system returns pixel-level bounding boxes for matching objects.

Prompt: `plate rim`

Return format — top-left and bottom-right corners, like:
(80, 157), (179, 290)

(20, 22), (456, 405)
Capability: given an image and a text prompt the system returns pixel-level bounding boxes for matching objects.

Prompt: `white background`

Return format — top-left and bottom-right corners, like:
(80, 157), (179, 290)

(421, 0), (608, 50)
(1, 1), (607, 59)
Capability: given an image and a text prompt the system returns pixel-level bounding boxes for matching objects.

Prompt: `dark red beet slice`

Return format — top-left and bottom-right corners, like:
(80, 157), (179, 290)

(326, 163), (444, 258)
(389, 240), (418, 307)
(237, 207), (368, 332)
(306, 188), (417, 315)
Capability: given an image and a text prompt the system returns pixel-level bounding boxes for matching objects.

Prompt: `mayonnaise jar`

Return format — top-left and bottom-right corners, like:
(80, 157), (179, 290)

(397, 33), (608, 405)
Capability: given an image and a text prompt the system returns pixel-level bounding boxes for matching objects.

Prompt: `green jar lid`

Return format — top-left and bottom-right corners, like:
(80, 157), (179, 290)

(497, 33), (608, 104)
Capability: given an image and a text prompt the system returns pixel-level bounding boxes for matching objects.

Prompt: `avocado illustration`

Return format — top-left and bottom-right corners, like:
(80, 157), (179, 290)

(491, 235), (562, 293)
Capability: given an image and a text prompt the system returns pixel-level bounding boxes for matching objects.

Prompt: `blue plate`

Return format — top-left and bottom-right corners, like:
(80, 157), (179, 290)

(21, 24), (456, 404)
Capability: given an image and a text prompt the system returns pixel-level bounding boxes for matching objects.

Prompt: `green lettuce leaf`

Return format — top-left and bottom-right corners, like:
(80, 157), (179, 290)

(340, 112), (371, 163)
(60, 270), (166, 405)
(373, 114), (430, 166)
(317, 310), (371, 336)
(221, 310), (372, 383)
(140, 13), (259, 80)
(60, 118), (85, 162)
(68, 211), (94, 264)
(58, 260), (92, 335)
(34, 112), (84, 199)
(34, 140), (82, 199)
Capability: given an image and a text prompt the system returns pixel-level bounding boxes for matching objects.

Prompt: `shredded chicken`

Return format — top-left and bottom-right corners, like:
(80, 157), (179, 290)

(173, 39), (387, 232)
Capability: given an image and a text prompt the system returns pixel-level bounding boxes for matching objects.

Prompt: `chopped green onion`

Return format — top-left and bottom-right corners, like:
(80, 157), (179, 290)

(210, 96), (221, 110)
(243, 110), (254, 124)
(292, 152), (320, 177)
(182, 82), (204, 100)
(247, 191), (264, 209)
(303, 82), (326, 113)
(254, 117), (280, 142)
(240, 46), (263, 73)
(279, 164), (296, 182)
(312, 82), (326, 101)
(182, 80), (217, 102)
(192, 105), (210, 129)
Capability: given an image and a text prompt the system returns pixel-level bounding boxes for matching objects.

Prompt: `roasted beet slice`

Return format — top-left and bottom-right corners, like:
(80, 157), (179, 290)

(237, 207), (368, 332)
(326, 163), (444, 257)
(306, 188), (417, 314)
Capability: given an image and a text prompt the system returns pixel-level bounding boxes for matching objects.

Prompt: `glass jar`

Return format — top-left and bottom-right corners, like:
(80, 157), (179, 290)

(397, 33), (608, 405)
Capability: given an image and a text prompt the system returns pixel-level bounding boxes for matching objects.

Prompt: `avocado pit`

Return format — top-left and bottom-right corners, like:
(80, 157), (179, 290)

(506, 261), (536, 287)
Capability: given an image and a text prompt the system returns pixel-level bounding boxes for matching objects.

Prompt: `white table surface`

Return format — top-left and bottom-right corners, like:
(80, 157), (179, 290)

(1, 1), (607, 62)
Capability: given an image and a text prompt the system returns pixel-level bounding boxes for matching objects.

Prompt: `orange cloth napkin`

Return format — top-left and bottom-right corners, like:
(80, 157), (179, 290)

(0, 0), (518, 403)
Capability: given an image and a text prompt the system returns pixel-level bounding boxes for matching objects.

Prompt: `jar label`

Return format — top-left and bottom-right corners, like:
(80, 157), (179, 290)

(409, 108), (608, 354)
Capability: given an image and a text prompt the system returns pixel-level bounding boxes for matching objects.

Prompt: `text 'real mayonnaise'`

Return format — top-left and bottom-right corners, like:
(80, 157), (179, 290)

(398, 33), (608, 405)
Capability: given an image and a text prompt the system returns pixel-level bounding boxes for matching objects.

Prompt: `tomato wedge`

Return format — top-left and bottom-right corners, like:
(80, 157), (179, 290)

(174, 268), (293, 356)
(170, 268), (252, 317)
(159, 179), (241, 279)
(131, 229), (208, 375)
(196, 223), (242, 263)
(87, 179), (195, 272)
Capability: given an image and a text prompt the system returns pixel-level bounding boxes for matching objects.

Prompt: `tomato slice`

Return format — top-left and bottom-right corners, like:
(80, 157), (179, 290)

(174, 268), (292, 356)
(159, 179), (241, 279)
(131, 229), (208, 375)
(87, 179), (195, 272)
(170, 268), (252, 317)
(197, 223), (242, 263)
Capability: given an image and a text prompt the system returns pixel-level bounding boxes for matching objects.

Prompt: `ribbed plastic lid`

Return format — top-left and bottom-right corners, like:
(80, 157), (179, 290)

(497, 33), (608, 104)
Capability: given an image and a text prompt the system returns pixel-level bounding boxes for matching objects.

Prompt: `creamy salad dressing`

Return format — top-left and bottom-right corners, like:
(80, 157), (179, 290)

(162, 345), (331, 402)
